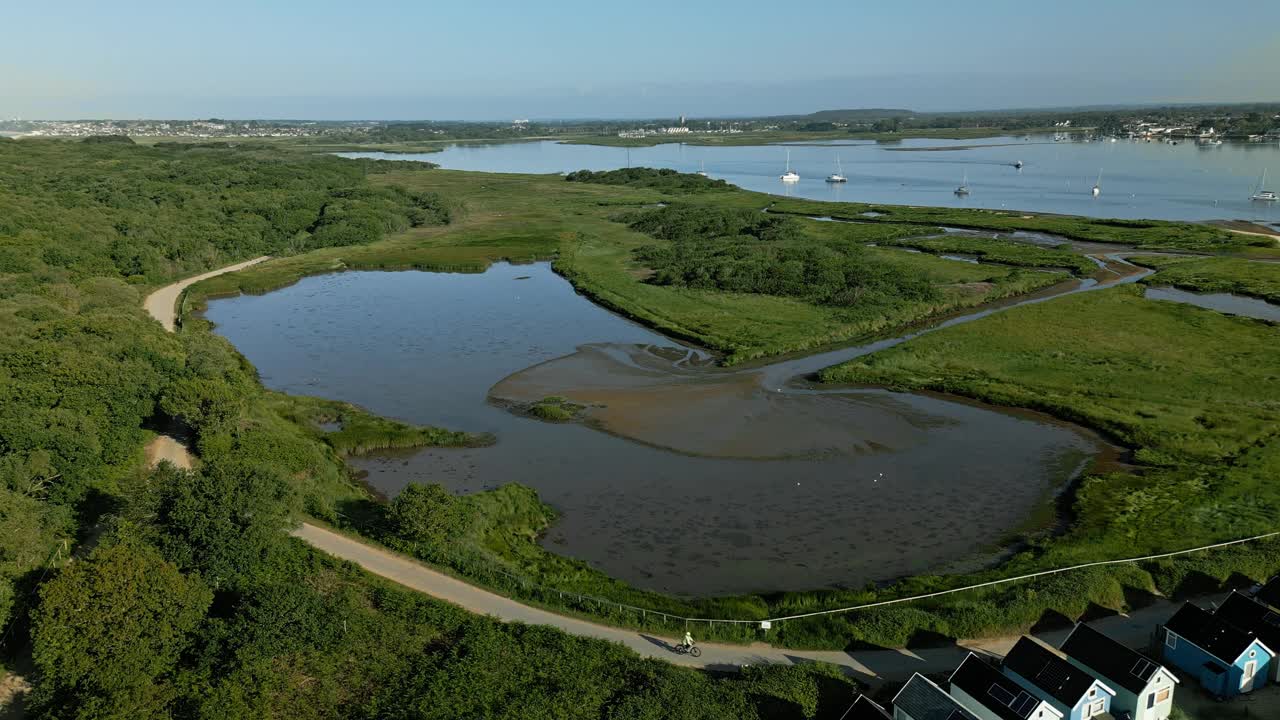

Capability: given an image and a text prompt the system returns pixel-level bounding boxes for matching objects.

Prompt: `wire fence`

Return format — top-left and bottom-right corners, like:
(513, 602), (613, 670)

(364, 525), (1280, 633)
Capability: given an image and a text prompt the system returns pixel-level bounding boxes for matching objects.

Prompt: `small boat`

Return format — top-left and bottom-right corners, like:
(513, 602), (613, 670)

(1092, 169), (1102, 197)
(696, 160), (708, 177)
(954, 171), (969, 196)
(780, 150), (799, 182)
(1252, 170), (1278, 202)
(825, 155), (847, 183)
(1014, 160), (1024, 170)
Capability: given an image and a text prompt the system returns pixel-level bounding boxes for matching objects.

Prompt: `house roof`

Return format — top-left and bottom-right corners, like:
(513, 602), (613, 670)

(949, 654), (1062, 720)
(1164, 602), (1267, 665)
(1004, 637), (1113, 708)
(892, 673), (979, 720)
(1216, 593), (1280, 654)
(847, 694), (891, 720)
(1256, 577), (1280, 611)
(1060, 623), (1172, 695)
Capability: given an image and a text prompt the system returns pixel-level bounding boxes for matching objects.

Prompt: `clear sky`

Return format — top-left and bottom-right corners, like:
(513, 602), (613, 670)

(3, 0), (1277, 120)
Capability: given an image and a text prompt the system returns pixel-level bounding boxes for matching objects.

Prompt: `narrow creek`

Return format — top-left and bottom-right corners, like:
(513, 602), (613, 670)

(204, 247), (1151, 597)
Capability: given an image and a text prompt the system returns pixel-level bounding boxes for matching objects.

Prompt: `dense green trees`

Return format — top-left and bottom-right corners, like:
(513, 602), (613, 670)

(29, 541), (212, 717)
(566, 167), (732, 192)
(388, 483), (471, 549)
(626, 204), (937, 308)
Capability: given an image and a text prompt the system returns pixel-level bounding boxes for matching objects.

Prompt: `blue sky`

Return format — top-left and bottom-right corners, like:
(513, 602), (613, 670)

(3, 0), (1277, 120)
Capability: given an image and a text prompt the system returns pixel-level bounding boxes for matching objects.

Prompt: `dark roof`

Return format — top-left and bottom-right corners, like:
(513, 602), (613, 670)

(847, 694), (891, 720)
(892, 673), (979, 720)
(1217, 593), (1280, 653)
(1003, 637), (1106, 708)
(1060, 623), (1166, 695)
(1256, 577), (1280, 612)
(1164, 602), (1262, 664)
(949, 654), (1055, 720)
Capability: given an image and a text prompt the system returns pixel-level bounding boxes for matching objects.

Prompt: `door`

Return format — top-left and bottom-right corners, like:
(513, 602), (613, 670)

(1086, 698), (1106, 717)
(1241, 660), (1257, 693)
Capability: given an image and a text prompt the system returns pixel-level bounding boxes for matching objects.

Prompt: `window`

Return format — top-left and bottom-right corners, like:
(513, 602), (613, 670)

(1156, 688), (1170, 704)
(1165, 632), (1177, 649)
(1147, 693), (1155, 709)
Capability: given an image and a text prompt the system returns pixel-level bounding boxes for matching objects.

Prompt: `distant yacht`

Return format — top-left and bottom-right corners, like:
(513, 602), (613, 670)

(696, 160), (708, 177)
(825, 155), (847, 183)
(954, 171), (970, 196)
(780, 151), (799, 182)
(1253, 170), (1278, 202)
(1092, 169), (1102, 197)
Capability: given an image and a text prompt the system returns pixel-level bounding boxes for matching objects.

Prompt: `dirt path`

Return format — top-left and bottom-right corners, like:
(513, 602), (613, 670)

(294, 523), (1196, 684)
(142, 256), (270, 332)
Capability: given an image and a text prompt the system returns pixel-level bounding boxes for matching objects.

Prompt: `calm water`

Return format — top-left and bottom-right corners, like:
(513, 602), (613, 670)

(341, 136), (1280, 223)
(207, 262), (1103, 596)
(1145, 286), (1280, 322)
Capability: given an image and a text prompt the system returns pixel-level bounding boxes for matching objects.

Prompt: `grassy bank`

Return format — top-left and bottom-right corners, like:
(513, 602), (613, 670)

(878, 235), (1100, 275)
(767, 198), (1256, 252)
(1132, 254), (1280, 303)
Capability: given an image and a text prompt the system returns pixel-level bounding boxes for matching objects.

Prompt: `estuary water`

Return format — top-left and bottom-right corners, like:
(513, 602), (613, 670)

(340, 135), (1280, 223)
(206, 262), (1105, 596)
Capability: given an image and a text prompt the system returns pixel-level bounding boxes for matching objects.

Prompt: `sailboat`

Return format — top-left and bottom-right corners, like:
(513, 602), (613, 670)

(780, 151), (799, 182)
(1251, 169), (1278, 202)
(696, 160), (708, 177)
(825, 155), (847, 183)
(1092, 169), (1102, 197)
(954, 171), (969, 196)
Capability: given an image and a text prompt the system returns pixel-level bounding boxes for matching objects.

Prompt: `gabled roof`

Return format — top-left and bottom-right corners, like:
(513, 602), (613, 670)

(847, 694), (891, 720)
(892, 673), (979, 720)
(949, 654), (1063, 720)
(1217, 593), (1280, 656)
(1060, 623), (1175, 695)
(1164, 602), (1272, 665)
(1004, 637), (1114, 708)
(1256, 576), (1280, 611)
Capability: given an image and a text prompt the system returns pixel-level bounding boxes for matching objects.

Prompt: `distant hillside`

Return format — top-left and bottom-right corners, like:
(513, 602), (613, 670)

(804, 108), (915, 122)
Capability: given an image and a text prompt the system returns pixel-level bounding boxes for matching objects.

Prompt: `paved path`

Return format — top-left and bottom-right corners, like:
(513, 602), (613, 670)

(294, 522), (1196, 685)
(142, 256), (270, 331)
(145, 257), (1196, 684)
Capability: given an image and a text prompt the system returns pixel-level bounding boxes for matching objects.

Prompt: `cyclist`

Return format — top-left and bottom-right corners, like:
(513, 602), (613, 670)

(682, 631), (695, 652)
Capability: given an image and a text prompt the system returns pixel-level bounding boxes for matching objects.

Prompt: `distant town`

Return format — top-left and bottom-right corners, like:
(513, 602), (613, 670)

(3, 103), (1279, 145)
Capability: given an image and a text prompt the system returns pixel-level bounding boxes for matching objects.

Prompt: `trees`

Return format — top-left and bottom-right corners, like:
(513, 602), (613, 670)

(388, 483), (471, 549)
(151, 462), (295, 588)
(30, 541), (211, 716)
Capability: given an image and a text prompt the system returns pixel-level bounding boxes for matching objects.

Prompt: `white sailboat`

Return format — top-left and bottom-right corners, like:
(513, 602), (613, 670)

(954, 171), (969, 196)
(696, 160), (708, 177)
(825, 155), (847, 183)
(780, 150), (799, 182)
(1092, 169), (1102, 197)
(1251, 169), (1278, 202)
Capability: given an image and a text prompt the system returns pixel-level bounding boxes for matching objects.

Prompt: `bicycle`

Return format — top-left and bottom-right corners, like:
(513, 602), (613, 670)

(673, 643), (702, 658)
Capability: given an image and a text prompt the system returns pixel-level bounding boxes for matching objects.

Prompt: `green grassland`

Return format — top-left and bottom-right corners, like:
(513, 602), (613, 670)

(767, 197), (1258, 252)
(1131, 254), (1280, 302)
(878, 234), (1100, 275)
(188, 167), (1073, 365)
